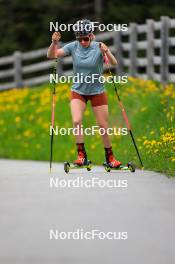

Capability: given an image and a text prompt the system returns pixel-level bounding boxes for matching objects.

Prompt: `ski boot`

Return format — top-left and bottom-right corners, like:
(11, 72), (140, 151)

(64, 146), (92, 173)
(103, 147), (135, 172)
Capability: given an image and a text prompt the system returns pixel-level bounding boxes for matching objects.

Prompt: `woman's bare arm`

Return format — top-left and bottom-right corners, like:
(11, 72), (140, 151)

(105, 49), (117, 65)
(47, 32), (66, 58)
(100, 42), (117, 66)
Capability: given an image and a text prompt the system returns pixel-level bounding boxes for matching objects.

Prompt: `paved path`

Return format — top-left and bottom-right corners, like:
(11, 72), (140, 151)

(0, 159), (175, 264)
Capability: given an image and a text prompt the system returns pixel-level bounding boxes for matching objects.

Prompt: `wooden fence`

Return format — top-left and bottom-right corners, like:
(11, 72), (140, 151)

(0, 16), (175, 91)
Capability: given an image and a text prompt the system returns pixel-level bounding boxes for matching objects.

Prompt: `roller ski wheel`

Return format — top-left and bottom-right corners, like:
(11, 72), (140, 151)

(103, 161), (135, 173)
(64, 162), (70, 174)
(86, 160), (92, 171)
(64, 160), (92, 174)
(127, 161), (135, 172)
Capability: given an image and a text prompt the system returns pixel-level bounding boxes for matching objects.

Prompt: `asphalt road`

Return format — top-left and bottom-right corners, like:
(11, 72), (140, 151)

(0, 159), (175, 264)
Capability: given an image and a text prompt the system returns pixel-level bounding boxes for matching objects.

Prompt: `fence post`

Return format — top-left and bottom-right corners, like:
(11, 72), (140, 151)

(129, 23), (138, 77)
(14, 51), (23, 88)
(57, 59), (63, 77)
(114, 31), (123, 76)
(147, 19), (154, 80)
(160, 16), (170, 85)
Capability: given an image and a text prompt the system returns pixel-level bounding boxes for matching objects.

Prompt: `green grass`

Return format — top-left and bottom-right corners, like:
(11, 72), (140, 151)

(0, 78), (174, 176)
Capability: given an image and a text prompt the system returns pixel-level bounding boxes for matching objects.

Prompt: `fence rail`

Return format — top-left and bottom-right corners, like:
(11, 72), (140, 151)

(0, 16), (175, 91)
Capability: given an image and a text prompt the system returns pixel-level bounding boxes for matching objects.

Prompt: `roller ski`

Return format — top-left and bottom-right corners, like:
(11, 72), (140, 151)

(64, 145), (92, 173)
(103, 147), (135, 173)
(103, 161), (135, 173)
(64, 160), (92, 174)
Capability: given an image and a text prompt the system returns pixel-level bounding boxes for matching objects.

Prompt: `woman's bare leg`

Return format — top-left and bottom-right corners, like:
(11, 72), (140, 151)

(70, 99), (86, 143)
(92, 105), (111, 148)
(93, 104), (121, 166)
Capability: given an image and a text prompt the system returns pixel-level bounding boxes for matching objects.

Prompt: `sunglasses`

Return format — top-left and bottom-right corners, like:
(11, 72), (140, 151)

(77, 37), (90, 42)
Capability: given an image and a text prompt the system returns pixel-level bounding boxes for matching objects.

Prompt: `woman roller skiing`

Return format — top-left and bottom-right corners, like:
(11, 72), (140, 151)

(47, 19), (122, 168)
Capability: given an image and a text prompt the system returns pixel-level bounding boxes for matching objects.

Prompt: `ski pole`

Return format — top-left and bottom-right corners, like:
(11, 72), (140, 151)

(50, 58), (57, 172)
(100, 44), (144, 168)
